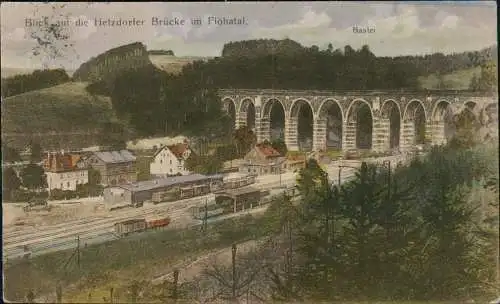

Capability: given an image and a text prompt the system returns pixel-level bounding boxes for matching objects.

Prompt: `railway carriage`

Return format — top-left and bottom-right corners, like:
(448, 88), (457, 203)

(146, 217), (171, 230)
(114, 219), (147, 236)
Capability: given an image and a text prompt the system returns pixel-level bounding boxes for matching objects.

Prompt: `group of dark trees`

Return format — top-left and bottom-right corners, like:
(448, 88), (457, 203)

(470, 60), (498, 92)
(264, 143), (498, 301)
(3, 141), (46, 201)
(189, 120), (496, 302)
(172, 114), (498, 302)
(148, 49), (175, 56)
(223, 39), (496, 75)
(1, 69), (70, 98)
(3, 163), (47, 201)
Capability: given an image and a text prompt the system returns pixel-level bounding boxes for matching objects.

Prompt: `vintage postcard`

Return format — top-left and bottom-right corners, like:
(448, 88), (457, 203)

(1, 2), (498, 303)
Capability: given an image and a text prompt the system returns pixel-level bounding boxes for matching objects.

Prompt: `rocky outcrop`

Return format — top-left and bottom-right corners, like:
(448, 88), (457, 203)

(221, 38), (306, 58)
(73, 42), (153, 82)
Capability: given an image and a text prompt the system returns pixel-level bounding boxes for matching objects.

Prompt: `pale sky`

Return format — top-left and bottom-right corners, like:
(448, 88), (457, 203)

(0, 1), (497, 70)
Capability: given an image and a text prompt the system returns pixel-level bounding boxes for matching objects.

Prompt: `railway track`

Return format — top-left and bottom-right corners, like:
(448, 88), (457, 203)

(3, 195), (212, 249)
(3, 156), (401, 259)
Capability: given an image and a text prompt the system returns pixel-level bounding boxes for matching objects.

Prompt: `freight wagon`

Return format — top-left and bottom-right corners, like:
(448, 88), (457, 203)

(147, 217), (171, 230)
(114, 216), (171, 236)
(114, 219), (147, 236)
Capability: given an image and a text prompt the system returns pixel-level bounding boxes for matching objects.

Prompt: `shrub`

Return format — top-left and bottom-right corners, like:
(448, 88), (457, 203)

(63, 190), (77, 200)
(49, 189), (65, 200)
(11, 189), (36, 202)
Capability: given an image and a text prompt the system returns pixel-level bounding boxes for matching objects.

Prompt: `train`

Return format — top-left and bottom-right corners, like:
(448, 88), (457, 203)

(114, 216), (171, 236)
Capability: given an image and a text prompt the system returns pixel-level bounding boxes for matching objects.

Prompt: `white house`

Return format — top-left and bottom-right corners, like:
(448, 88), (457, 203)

(44, 152), (89, 192)
(150, 143), (192, 177)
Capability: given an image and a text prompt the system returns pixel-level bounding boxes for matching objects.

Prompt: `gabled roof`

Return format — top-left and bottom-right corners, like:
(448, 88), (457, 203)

(167, 143), (190, 159)
(93, 150), (136, 164)
(44, 153), (83, 172)
(255, 144), (281, 158)
(153, 143), (190, 159)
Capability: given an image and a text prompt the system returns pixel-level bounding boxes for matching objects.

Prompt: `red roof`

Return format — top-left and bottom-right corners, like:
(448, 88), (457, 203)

(167, 143), (190, 159)
(44, 153), (81, 172)
(255, 144), (281, 158)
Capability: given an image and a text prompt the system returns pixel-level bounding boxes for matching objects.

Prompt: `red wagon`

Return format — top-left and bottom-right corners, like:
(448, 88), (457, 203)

(147, 217), (171, 230)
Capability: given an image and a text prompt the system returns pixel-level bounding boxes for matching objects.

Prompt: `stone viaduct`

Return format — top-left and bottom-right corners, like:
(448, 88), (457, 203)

(218, 89), (498, 152)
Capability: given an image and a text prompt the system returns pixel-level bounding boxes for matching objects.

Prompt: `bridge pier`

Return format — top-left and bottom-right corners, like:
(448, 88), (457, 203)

(342, 121), (357, 150)
(237, 110), (247, 129)
(256, 115), (270, 143)
(285, 116), (299, 151)
(312, 118), (327, 151)
(429, 121), (447, 146)
(400, 121), (415, 151)
(372, 118), (391, 152)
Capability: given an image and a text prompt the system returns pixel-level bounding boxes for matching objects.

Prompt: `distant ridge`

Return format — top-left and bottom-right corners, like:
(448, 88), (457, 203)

(72, 42), (153, 82)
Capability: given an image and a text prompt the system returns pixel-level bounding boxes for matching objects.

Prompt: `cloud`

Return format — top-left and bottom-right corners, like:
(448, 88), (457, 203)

(0, 2), (496, 70)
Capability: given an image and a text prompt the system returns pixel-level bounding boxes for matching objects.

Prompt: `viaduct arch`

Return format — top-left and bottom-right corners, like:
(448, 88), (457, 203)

(219, 89), (497, 152)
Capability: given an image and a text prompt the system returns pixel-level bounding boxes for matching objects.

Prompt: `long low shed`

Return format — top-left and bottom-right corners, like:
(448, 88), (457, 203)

(104, 174), (224, 205)
(214, 186), (263, 213)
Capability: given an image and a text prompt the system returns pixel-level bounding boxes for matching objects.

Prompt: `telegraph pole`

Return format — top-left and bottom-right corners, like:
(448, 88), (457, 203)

(383, 160), (392, 201)
(203, 198), (208, 233)
(231, 243), (237, 300)
(172, 269), (179, 301)
(76, 235), (81, 269)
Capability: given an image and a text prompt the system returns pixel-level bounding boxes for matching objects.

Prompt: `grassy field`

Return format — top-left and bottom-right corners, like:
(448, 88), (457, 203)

(418, 66), (481, 90)
(1, 81), (118, 150)
(1, 81), (114, 134)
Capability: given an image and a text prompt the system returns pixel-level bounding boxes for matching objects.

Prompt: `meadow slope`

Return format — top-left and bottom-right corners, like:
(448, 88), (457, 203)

(1, 81), (116, 150)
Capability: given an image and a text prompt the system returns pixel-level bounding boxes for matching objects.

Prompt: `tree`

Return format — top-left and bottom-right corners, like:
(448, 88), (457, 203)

(185, 154), (223, 175)
(1, 144), (21, 163)
(436, 74), (449, 90)
(215, 144), (238, 162)
(296, 158), (329, 199)
(327, 43), (333, 54)
(98, 121), (127, 150)
(2, 167), (21, 200)
(448, 109), (480, 149)
(270, 139), (287, 156)
(20, 164), (47, 190)
(88, 168), (101, 186)
(477, 60), (498, 92)
(233, 126), (256, 157)
(30, 141), (43, 163)
(203, 243), (264, 302)
(335, 163), (387, 292)
(469, 74), (480, 91)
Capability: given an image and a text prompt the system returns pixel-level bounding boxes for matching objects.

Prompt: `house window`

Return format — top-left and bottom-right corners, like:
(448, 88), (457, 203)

(248, 168), (251, 173)
(170, 160), (172, 165)
(67, 182), (70, 187)
(170, 169), (172, 173)
(160, 159), (163, 164)
(60, 183), (63, 188)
